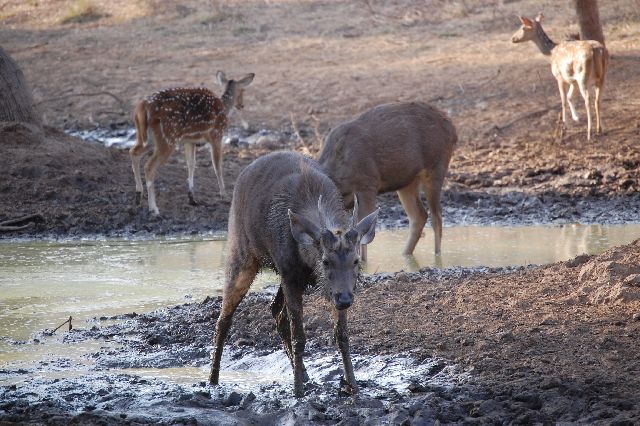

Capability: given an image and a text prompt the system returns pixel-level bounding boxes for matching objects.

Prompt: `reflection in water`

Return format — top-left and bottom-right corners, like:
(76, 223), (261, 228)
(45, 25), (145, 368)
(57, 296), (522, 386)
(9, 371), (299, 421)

(365, 224), (640, 272)
(1, 224), (639, 368)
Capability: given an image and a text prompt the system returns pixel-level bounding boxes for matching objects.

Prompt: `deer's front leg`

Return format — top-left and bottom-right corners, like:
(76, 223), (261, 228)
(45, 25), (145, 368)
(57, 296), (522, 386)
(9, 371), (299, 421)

(333, 307), (358, 395)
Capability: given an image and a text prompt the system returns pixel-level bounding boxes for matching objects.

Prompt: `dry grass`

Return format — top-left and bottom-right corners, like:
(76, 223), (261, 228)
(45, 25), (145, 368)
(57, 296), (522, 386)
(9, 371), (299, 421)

(59, 0), (102, 24)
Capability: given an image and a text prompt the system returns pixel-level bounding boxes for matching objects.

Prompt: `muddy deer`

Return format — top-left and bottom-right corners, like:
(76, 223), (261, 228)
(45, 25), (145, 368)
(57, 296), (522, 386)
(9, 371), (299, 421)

(209, 151), (378, 397)
(318, 101), (457, 260)
(130, 71), (254, 215)
(511, 13), (608, 141)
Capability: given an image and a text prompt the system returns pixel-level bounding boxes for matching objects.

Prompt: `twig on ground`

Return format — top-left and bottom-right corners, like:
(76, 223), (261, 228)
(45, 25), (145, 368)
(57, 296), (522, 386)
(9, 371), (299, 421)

(0, 213), (44, 232)
(51, 316), (73, 333)
(35, 91), (128, 113)
(486, 108), (550, 135)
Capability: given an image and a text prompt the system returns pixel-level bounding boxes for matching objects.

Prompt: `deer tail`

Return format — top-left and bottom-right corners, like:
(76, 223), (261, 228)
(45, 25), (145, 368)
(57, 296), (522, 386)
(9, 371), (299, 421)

(133, 101), (149, 150)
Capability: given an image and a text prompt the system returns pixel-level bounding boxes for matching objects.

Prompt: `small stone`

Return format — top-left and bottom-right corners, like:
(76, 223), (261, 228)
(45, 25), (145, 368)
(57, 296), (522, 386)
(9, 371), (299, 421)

(240, 392), (256, 409)
(632, 312), (640, 321)
(224, 391), (243, 407)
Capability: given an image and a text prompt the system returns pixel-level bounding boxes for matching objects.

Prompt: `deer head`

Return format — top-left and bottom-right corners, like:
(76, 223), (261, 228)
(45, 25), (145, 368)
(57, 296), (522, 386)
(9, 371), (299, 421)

(511, 13), (544, 44)
(216, 70), (255, 110)
(288, 196), (378, 310)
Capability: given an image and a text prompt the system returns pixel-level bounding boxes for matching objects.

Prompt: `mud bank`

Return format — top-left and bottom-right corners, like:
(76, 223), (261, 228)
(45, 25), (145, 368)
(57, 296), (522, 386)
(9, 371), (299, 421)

(3, 242), (640, 424)
(1, 124), (639, 241)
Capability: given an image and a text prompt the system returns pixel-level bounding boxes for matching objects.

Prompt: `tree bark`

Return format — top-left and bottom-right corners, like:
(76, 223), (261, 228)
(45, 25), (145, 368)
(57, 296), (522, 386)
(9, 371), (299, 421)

(0, 47), (41, 127)
(573, 0), (605, 45)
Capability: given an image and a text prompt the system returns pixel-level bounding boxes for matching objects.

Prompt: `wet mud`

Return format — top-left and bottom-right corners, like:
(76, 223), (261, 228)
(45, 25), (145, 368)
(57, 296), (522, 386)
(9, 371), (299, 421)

(3, 244), (640, 424)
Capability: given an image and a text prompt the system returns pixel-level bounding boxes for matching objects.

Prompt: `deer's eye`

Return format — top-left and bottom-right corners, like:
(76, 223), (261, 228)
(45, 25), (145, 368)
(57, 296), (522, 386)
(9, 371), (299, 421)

(322, 259), (329, 266)
(353, 259), (359, 266)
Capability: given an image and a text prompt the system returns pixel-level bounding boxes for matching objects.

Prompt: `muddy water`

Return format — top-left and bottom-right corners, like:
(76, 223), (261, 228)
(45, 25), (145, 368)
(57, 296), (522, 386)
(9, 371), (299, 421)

(1, 224), (640, 387)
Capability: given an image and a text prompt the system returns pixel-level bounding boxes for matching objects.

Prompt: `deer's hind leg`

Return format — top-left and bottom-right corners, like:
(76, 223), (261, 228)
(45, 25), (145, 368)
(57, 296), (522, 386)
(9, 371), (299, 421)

(143, 131), (173, 215)
(271, 287), (309, 382)
(567, 82), (580, 122)
(206, 131), (226, 196)
(209, 255), (259, 385)
(594, 78), (604, 135)
(421, 169), (445, 255)
(130, 136), (150, 206)
(184, 142), (198, 205)
(280, 272), (309, 398)
(397, 176), (428, 256)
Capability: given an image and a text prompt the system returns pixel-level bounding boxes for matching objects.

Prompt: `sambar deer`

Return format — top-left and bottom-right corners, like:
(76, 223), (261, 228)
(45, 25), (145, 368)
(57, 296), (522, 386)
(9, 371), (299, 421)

(209, 151), (378, 398)
(318, 101), (457, 260)
(511, 13), (608, 141)
(130, 71), (254, 215)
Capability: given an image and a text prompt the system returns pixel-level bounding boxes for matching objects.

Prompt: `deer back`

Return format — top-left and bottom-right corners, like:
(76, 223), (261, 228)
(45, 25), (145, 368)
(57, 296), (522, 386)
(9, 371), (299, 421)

(145, 88), (227, 142)
(228, 151), (347, 269)
(319, 101), (457, 194)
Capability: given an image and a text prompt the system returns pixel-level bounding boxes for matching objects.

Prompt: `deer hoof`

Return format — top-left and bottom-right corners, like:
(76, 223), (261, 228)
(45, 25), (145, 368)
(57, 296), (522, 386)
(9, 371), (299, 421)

(188, 193), (198, 206)
(339, 376), (359, 396)
(135, 192), (142, 206)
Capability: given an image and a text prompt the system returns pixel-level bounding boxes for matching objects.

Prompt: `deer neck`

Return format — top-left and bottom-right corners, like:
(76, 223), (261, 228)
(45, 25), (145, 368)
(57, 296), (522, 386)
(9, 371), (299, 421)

(533, 24), (557, 56)
(220, 83), (236, 114)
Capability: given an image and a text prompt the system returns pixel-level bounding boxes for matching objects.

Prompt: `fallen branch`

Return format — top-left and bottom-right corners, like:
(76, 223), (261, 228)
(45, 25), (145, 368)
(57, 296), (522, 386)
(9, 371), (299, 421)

(34, 91), (128, 112)
(51, 316), (73, 333)
(485, 108), (550, 135)
(0, 223), (34, 232)
(0, 213), (44, 232)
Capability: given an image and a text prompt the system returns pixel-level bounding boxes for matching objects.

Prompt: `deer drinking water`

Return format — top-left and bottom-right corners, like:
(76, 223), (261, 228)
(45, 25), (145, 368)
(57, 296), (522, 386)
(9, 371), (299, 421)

(209, 151), (378, 397)
(318, 101), (457, 260)
(511, 13), (608, 141)
(130, 71), (254, 215)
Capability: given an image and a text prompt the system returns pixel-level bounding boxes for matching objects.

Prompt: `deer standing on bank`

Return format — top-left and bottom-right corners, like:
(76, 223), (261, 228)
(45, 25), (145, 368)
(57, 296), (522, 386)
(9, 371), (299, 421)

(511, 13), (608, 141)
(130, 71), (254, 215)
(318, 101), (457, 260)
(209, 151), (378, 397)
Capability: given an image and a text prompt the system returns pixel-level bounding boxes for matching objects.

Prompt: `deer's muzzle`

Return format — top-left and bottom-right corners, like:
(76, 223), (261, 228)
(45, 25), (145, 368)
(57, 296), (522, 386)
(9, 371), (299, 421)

(334, 292), (353, 310)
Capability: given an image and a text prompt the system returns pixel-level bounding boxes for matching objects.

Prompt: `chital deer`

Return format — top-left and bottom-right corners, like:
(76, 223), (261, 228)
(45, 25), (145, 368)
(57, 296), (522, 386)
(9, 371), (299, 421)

(130, 71), (254, 215)
(209, 151), (378, 397)
(511, 13), (608, 141)
(318, 101), (457, 261)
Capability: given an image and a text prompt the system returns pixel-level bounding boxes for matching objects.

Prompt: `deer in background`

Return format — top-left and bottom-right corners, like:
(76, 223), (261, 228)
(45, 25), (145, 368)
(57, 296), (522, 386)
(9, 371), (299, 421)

(511, 13), (608, 141)
(209, 151), (378, 397)
(318, 101), (457, 261)
(130, 71), (254, 215)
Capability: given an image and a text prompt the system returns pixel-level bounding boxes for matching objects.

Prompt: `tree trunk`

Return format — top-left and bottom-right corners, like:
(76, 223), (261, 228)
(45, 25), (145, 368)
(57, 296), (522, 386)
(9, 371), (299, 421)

(0, 47), (41, 127)
(573, 0), (605, 45)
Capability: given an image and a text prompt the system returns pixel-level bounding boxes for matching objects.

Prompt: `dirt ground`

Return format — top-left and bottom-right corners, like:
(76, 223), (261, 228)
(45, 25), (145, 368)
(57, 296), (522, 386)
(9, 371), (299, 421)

(1, 0), (640, 237)
(1, 0), (640, 424)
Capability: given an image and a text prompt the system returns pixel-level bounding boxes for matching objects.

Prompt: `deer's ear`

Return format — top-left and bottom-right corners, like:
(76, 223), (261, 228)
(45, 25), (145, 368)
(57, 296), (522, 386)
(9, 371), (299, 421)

(289, 210), (320, 245)
(237, 73), (255, 87)
(519, 16), (533, 27)
(216, 70), (228, 85)
(354, 208), (378, 246)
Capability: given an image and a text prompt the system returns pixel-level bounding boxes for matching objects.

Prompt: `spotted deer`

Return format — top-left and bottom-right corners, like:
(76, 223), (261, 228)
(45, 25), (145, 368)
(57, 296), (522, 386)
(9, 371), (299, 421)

(209, 151), (378, 398)
(511, 13), (608, 141)
(318, 101), (457, 261)
(130, 71), (254, 214)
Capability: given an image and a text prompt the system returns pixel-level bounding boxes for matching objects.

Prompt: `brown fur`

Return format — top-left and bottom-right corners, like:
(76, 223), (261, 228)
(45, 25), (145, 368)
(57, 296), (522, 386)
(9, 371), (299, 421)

(209, 151), (378, 397)
(130, 71), (254, 214)
(318, 101), (457, 258)
(512, 14), (609, 141)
